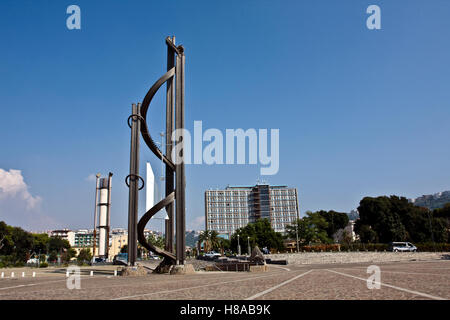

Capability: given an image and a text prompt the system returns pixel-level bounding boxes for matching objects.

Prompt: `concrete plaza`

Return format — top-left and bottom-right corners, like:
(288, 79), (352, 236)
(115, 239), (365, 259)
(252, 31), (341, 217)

(0, 257), (449, 300)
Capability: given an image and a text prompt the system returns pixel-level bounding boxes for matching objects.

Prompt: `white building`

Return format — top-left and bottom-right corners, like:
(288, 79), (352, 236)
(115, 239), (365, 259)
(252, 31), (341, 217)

(205, 184), (299, 238)
(333, 220), (358, 242)
(146, 162), (155, 212)
(49, 229), (75, 246)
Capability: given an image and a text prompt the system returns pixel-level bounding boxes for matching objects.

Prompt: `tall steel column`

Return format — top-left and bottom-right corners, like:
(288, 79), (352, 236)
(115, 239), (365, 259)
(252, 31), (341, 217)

(127, 103), (141, 266)
(129, 36), (186, 270)
(165, 36), (175, 254)
(105, 172), (113, 260)
(175, 50), (186, 265)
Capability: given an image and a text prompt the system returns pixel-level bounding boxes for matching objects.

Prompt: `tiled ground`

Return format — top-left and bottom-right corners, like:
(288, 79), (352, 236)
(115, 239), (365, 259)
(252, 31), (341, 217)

(0, 260), (448, 300)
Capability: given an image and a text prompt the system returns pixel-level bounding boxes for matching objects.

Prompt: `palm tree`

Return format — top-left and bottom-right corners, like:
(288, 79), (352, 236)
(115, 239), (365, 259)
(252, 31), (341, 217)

(198, 230), (220, 253)
(198, 231), (208, 252)
(209, 231), (220, 252)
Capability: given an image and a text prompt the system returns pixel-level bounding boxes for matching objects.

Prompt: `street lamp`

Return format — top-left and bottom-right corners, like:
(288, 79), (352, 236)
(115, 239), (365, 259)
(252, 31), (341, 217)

(247, 236), (251, 256)
(148, 213), (169, 257)
(427, 210), (436, 252)
(237, 234), (241, 256)
(153, 212), (170, 237)
(159, 132), (165, 181)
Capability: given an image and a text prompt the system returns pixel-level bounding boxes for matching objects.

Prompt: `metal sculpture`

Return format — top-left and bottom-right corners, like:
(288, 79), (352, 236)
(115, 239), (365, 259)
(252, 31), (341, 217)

(126, 36), (185, 268)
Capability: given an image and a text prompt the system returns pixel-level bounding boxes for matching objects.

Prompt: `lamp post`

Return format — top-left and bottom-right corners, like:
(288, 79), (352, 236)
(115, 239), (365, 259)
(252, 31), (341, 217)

(153, 212), (170, 239)
(237, 234), (241, 256)
(296, 220), (299, 253)
(427, 210), (436, 252)
(247, 236), (251, 256)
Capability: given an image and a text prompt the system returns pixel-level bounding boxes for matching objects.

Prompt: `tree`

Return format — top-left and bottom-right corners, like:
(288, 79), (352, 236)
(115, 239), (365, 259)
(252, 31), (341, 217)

(61, 248), (77, 263)
(316, 210), (349, 239)
(48, 251), (58, 263)
(77, 249), (92, 265)
(357, 196), (408, 243)
(48, 237), (70, 253)
(432, 204), (450, 243)
(285, 212), (331, 245)
(0, 224), (34, 264)
(0, 221), (75, 266)
(217, 238), (231, 254)
(32, 233), (50, 254)
(147, 234), (165, 249)
(354, 221), (378, 243)
(0, 221), (12, 254)
(355, 195), (448, 243)
(198, 230), (220, 253)
(230, 219), (284, 254)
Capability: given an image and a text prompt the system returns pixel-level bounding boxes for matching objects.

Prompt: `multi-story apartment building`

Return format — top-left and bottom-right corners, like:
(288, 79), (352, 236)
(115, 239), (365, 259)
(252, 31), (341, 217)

(48, 227), (161, 260)
(109, 233), (128, 259)
(205, 184), (299, 238)
(73, 229), (97, 248)
(49, 229), (75, 246)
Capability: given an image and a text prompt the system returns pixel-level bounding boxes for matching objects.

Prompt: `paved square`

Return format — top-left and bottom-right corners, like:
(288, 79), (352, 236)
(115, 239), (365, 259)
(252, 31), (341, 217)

(0, 259), (448, 300)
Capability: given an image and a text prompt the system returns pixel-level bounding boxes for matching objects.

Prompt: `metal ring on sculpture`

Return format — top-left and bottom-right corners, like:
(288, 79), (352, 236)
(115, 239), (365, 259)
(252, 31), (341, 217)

(125, 174), (145, 190)
(127, 113), (146, 129)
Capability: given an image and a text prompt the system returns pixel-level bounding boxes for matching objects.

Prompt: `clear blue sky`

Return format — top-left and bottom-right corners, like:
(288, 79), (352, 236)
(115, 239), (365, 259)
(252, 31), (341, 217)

(1, 0), (449, 231)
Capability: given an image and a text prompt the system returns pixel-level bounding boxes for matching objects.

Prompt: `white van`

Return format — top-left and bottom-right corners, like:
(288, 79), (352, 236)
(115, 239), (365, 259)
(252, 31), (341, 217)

(389, 242), (417, 252)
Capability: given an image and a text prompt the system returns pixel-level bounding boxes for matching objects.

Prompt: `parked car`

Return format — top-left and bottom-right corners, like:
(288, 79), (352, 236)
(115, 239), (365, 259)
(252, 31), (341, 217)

(389, 242), (417, 252)
(94, 257), (106, 263)
(204, 251), (221, 258)
(113, 253), (128, 265)
(26, 258), (39, 264)
(148, 255), (160, 260)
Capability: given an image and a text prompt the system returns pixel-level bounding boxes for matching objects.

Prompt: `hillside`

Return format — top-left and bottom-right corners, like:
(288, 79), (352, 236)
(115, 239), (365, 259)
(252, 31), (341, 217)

(410, 191), (450, 210)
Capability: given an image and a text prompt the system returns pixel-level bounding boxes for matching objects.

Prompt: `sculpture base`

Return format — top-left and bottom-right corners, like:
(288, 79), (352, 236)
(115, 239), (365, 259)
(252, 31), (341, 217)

(170, 264), (196, 275)
(153, 257), (175, 274)
(119, 265), (150, 276)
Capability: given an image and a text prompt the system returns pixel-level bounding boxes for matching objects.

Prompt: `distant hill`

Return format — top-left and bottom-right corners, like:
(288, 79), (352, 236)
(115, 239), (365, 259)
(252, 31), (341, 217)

(347, 209), (359, 221)
(185, 230), (198, 247)
(410, 191), (450, 210)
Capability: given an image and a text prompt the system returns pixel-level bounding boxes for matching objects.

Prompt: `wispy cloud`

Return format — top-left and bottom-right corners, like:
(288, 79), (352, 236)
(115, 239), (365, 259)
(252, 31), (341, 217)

(85, 173), (97, 182)
(0, 168), (63, 231)
(188, 215), (205, 230)
(0, 168), (41, 210)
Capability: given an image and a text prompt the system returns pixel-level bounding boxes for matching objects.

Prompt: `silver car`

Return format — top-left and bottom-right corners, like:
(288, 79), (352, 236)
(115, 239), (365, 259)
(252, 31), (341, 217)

(389, 242), (417, 252)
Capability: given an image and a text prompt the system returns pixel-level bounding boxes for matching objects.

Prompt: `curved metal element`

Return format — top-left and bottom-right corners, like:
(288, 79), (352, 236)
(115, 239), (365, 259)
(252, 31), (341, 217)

(140, 67), (176, 171)
(136, 67), (177, 263)
(137, 192), (176, 261)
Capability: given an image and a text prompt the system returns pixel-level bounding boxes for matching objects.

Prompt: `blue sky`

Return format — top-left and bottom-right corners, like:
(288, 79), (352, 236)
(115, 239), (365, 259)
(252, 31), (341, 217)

(1, 0), (449, 231)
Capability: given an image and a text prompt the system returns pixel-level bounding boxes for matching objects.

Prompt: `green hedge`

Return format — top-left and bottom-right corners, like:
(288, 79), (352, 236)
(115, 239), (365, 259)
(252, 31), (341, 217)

(299, 244), (341, 252)
(339, 243), (389, 252)
(290, 243), (450, 253)
(415, 243), (450, 252)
